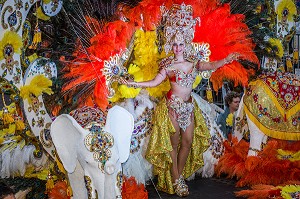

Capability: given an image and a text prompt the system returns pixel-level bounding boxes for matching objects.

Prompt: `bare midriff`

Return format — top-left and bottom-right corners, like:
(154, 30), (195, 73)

(168, 83), (193, 101)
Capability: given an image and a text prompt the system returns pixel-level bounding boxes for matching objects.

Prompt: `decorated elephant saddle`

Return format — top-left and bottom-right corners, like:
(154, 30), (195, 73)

(244, 71), (300, 140)
(69, 106), (106, 128)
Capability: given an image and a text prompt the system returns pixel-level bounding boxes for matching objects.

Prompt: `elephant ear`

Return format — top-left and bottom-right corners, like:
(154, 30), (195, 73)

(51, 114), (81, 173)
(105, 105), (134, 163)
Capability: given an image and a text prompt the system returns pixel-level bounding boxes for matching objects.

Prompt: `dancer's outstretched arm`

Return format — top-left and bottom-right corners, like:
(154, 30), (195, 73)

(121, 68), (167, 88)
(197, 52), (239, 71)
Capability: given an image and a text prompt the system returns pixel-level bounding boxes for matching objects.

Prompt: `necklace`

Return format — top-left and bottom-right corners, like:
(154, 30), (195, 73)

(173, 58), (185, 63)
(174, 60), (185, 64)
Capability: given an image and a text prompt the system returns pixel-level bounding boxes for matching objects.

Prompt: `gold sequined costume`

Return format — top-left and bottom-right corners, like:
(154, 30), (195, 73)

(145, 96), (210, 194)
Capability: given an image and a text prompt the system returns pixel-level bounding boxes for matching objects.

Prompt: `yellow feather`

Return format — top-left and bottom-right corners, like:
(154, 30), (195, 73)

(30, 75), (53, 95)
(276, 0), (297, 22)
(0, 31), (22, 59)
(36, 7), (50, 21)
(293, 49), (299, 62)
(7, 104), (16, 113)
(109, 91), (122, 102)
(3, 112), (14, 125)
(132, 30), (168, 98)
(15, 120), (25, 131)
(20, 75), (53, 103)
(280, 184), (300, 199)
(24, 165), (55, 180)
(109, 82), (123, 102)
(286, 57), (293, 72)
(268, 38), (284, 58)
(2, 124), (16, 134)
(226, 113), (234, 127)
(119, 85), (141, 98)
(115, 29), (169, 100)
(192, 75), (202, 89)
(128, 64), (141, 74)
(147, 81), (170, 98)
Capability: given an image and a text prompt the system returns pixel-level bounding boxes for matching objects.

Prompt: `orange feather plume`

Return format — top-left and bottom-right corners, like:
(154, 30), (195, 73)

(122, 176), (148, 199)
(194, 4), (259, 90)
(216, 138), (300, 188)
(62, 0), (165, 110)
(48, 181), (70, 199)
(235, 185), (280, 199)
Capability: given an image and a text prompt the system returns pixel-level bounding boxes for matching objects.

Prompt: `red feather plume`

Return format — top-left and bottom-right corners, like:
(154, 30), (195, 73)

(216, 138), (300, 189)
(194, 4), (259, 90)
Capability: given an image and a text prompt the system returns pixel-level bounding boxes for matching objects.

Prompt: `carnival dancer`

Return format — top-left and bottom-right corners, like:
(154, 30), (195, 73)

(122, 3), (239, 197)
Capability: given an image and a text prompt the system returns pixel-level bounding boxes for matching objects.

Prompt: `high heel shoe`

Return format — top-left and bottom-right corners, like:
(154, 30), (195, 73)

(173, 175), (189, 197)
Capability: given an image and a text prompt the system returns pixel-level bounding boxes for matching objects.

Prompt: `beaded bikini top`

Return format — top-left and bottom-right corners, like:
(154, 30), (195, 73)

(168, 65), (197, 87)
(159, 56), (198, 87)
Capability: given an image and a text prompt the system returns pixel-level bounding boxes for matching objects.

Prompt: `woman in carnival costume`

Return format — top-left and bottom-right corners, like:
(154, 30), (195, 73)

(59, 0), (258, 197)
(123, 3), (239, 197)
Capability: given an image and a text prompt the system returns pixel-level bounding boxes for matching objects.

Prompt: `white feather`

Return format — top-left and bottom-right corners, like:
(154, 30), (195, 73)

(120, 91), (154, 184)
(192, 92), (225, 178)
(1, 149), (11, 178)
(0, 143), (49, 178)
(10, 146), (22, 177)
(22, 145), (35, 164)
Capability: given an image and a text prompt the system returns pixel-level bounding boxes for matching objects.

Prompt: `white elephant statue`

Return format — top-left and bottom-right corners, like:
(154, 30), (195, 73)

(234, 71), (300, 156)
(50, 105), (134, 199)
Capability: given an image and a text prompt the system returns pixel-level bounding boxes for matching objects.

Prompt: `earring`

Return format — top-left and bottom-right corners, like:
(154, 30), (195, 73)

(183, 51), (187, 59)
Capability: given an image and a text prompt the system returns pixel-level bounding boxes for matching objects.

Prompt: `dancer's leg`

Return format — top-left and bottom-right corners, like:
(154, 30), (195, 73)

(177, 113), (194, 176)
(169, 112), (181, 182)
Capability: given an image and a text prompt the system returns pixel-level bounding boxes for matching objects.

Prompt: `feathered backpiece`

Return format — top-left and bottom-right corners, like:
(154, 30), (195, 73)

(193, 3), (259, 90)
(56, 0), (260, 112)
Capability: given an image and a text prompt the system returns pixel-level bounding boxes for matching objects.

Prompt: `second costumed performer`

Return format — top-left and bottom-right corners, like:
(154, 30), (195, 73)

(122, 3), (239, 197)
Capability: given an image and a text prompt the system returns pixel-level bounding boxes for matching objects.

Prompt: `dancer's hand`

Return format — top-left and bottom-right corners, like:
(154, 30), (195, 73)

(225, 53), (240, 64)
(120, 78), (138, 88)
(119, 77), (129, 85)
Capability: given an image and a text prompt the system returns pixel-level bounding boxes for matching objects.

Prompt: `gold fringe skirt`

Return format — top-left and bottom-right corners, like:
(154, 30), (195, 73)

(145, 97), (210, 194)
